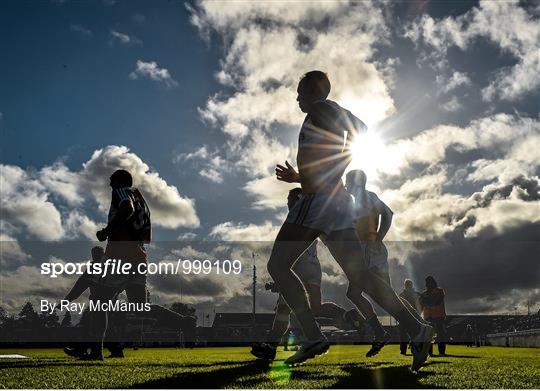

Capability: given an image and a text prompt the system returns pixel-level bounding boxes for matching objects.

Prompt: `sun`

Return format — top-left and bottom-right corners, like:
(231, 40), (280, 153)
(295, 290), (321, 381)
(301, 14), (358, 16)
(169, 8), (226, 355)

(347, 129), (390, 183)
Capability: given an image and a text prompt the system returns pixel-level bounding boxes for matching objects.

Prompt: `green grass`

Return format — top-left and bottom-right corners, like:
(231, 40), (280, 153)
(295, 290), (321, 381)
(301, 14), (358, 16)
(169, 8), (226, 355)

(0, 345), (538, 389)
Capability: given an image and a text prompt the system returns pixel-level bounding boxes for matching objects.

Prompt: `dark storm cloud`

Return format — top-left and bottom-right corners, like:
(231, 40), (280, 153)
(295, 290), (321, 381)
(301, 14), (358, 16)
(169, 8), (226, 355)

(303, 223), (540, 316)
(388, 226), (540, 301)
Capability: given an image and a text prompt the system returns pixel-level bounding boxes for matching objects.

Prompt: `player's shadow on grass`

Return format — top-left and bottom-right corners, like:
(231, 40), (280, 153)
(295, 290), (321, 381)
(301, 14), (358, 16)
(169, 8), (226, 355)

(133, 360), (438, 389)
(132, 360), (272, 389)
(329, 363), (436, 389)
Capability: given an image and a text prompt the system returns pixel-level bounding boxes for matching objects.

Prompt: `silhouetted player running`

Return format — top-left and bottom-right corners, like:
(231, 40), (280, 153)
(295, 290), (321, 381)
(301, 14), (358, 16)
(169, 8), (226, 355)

(73, 169), (152, 360)
(251, 188), (364, 361)
(270, 71), (434, 370)
(345, 169), (428, 357)
(88, 169), (196, 359)
(345, 169), (392, 355)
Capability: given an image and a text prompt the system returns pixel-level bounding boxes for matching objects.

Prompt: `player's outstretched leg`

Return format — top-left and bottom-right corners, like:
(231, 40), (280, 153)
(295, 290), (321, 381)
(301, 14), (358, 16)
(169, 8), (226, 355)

(251, 296), (291, 361)
(267, 223), (329, 366)
(324, 229), (435, 372)
(345, 289), (391, 357)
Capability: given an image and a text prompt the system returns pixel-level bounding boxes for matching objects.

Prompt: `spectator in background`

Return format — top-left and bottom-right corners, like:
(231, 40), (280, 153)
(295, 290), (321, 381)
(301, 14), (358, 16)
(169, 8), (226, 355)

(420, 276), (447, 356)
(399, 279), (421, 355)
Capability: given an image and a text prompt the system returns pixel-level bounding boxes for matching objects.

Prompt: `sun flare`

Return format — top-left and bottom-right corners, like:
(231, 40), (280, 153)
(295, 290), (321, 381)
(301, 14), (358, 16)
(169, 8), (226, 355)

(347, 129), (396, 184)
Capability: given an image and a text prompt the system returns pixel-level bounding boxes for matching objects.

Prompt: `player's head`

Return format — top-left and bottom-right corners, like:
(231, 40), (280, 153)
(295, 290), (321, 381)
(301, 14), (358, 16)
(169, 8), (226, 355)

(287, 187), (302, 210)
(91, 246), (105, 263)
(425, 275), (438, 290)
(110, 169), (132, 188)
(297, 70), (331, 113)
(345, 169), (367, 193)
(404, 278), (413, 290)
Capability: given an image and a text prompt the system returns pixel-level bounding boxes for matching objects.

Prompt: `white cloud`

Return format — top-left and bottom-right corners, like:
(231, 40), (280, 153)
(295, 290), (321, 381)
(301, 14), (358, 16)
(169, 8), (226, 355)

(467, 158), (535, 183)
(464, 196), (540, 238)
(377, 114), (539, 241)
(199, 168), (223, 183)
(80, 145), (199, 229)
(0, 146), (199, 241)
(188, 1), (395, 209)
(436, 71), (471, 94)
(405, 0), (540, 101)
(243, 176), (295, 210)
(174, 145), (229, 183)
(440, 96), (462, 112)
(0, 165), (64, 240)
(211, 221), (279, 241)
(110, 30), (142, 46)
(382, 114), (535, 172)
(69, 24), (93, 37)
(63, 211), (99, 240)
(175, 145), (210, 161)
(177, 232), (197, 240)
(39, 162), (81, 205)
(129, 60), (178, 88)
(238, 129), (294, 177)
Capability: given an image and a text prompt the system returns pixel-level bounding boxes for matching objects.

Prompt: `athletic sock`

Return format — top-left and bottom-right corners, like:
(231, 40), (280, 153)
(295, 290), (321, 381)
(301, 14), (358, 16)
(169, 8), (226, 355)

(295, 309), (323, 341)
(367, 315), (386, 339)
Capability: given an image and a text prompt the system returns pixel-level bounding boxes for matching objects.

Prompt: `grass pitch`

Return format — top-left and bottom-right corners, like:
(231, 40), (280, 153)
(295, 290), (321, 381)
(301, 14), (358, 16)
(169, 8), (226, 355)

(0, 345), (538, 389)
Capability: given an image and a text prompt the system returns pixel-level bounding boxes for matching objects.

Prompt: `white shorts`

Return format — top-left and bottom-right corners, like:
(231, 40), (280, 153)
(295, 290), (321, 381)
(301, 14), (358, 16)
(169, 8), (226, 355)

(285, 192), (356, 235)
(364, 241), (390, 284)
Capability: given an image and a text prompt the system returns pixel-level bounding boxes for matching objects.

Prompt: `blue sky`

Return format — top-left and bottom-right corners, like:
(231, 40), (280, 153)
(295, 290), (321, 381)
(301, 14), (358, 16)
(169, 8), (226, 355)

(0, 0), (257, 236)
(1, 0), (539, 315)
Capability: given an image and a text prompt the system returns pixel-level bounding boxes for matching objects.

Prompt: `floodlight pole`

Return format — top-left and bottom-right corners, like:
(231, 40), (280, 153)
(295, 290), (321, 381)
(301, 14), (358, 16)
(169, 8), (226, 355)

(251, 252), (257, 337)
(252, 253), (257, 337)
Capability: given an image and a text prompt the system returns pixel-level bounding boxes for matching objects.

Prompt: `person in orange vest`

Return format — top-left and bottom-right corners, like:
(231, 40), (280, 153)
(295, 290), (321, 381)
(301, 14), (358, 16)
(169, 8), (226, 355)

(419, 276), (447, 356)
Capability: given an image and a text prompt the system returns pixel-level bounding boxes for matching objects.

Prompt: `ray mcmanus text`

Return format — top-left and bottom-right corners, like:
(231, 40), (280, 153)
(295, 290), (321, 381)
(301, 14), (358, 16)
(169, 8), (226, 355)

(41, 299), (151, 315)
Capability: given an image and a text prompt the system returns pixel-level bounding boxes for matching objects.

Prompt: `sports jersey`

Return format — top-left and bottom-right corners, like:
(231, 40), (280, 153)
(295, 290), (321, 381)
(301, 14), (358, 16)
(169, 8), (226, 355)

(107, 187), (151, 243)
(297, 99), (367, 194)
(106, 187), (151, 263)
(352, 190), (390, 242)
